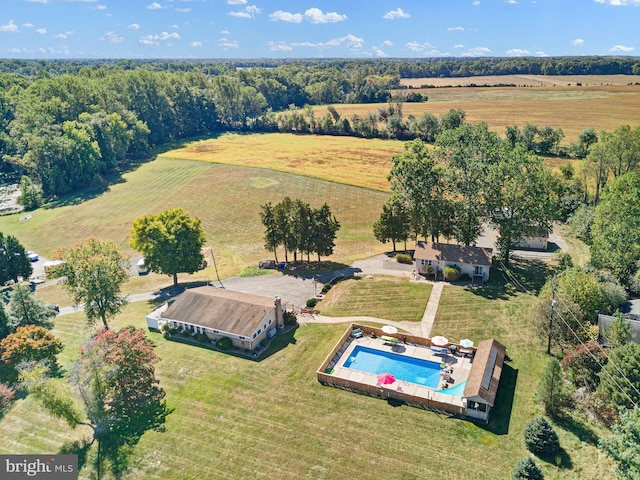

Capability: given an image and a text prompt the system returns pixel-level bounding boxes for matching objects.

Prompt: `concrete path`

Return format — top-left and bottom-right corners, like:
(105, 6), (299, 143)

(419, 282), (444, 337)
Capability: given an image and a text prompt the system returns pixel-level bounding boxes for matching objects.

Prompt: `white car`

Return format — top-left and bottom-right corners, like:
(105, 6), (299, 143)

(27, 251), (39, 262)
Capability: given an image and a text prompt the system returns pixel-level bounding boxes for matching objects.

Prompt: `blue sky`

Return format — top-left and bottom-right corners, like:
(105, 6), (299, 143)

(1, 0), (639, 59)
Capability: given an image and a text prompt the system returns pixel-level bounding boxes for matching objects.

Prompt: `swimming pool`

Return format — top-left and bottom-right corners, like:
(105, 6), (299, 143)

(343, 346), (443, 388)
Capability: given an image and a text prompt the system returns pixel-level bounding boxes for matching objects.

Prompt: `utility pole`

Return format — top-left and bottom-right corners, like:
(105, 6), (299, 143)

(547, 289), (557, 354)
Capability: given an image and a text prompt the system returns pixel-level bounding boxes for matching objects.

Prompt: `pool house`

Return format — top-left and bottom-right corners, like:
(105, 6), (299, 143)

(317, 325), (506, 422)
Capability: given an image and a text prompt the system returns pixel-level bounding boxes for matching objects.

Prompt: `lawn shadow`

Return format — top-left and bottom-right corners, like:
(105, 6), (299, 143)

(554, 415), (600, 446)
(535, 447), (573, 470)
(481, 363), (518, 435)
(466, 258), (551, 301)
(59, 438), (92, 474)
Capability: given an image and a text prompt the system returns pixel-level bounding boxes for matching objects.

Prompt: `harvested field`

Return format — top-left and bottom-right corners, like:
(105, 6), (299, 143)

(400, 74), (640, 88)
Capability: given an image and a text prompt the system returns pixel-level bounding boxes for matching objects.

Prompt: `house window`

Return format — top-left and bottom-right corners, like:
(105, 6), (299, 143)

(213, 330), (219, 334)
(239, 336), (246, 340)
(257, 329), (262, 335)
(474, 265), (483, 275)
(252, 333), (257, 339)
(268, 319), (272, 325)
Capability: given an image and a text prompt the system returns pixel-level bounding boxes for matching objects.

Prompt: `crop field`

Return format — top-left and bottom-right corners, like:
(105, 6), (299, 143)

(400, 74), (640, 88)
(161, 132), (405, 192)
(325, 82), (640, 144)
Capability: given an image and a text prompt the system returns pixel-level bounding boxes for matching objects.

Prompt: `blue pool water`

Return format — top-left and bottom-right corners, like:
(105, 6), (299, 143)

(435, 380), (467, 396)
(343, 346), (443, 388)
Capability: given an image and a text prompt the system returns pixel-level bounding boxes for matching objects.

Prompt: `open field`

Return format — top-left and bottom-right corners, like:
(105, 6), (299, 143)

(0, 156), (390, 287)
(161, 132), (405, 192)
(325, 84), (640, 144)
(318, 276), (432, 322)
(400, 74), (640, 88)
(0, 262), (615, 479)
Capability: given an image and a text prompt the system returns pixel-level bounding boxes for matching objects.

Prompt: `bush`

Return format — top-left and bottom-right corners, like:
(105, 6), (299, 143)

(0, 382), (16, 411)
(523, 416), (561, 457)
(239, 265), (270, 277)
(560, 343), (607, 391)
(283, 311), (297, 326)
(443, 264), (461, 281)
(217, 337), (232, 350)
(396, 253), (413, 264)
(195, 333), (209, 343)
(599, 282), (628, 314)
(160, 323), (170, 336)
(321, 283), (331, 293)
(512, 457), (544, 480)
(306, 298), (317, 308)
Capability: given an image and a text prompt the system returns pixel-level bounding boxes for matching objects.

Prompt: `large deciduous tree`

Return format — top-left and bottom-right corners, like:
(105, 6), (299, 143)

(590, 172), (640, 284)
(373, 196), (411, 252)
(0, 325), (62, 368)
(485, 145), (559, 265)
(130, 208), (206, 286)
(58, 238), (129, 329)
(0, 232), (32, 285)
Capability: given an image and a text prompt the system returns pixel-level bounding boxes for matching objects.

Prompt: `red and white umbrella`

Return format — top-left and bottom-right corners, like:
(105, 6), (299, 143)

(431, 335), (449, 347)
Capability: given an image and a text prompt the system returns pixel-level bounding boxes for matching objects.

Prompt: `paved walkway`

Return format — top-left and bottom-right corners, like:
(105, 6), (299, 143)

(419, 282), (444, 337)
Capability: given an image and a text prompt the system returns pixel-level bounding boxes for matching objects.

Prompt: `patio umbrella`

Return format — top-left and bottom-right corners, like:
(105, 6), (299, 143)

(376, 373), (396, 386)
(431, 335), (449, 346)
(381, 325), (398, 335)
(460, 339), (474, 348)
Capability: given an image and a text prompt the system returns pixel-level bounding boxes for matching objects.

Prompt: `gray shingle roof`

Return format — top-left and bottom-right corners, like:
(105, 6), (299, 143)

(414, 241), (493, 266)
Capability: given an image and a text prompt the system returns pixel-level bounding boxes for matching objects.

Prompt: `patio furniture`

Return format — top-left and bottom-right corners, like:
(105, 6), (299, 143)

(352, 328), (364, 338)
(381, 335), (398, 346)
(459, 348), (474, 358)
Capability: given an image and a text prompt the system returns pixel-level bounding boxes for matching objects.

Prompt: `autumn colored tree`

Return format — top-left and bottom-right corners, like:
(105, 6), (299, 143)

(58, 238), (129, 329)
(0, 325), (62, 368)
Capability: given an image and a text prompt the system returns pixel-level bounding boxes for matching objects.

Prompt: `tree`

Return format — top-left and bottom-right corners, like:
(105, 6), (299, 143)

(130, 208), (206, 286)
(599, 407), (640, 480)
(0, 232), (32, 285)
(523, 416), (561, 457)
(58, 238), (129, 329)
(536, 358), (570, 417)
(8, 283), (55, 331)
(570, 127), (598, 159)
(25, 326), (170, 478)
(597, 342), (640, 411)
(534, 289), (587, 351)
(260, 201), (280, 263)
(0, 325), (62, 368)
(0, 303), (10, 340)
(373, 196), (411, 252)
(561, 343), (607, 391)
(17, 175), (43, 210)
(486, 145), (559, 265)
(311, 203), (340, 262)
(556, 267), (605, 323)
(591, 172), (640, 284)
(512, 457), (544, 480)
(605, 312), (633, 348)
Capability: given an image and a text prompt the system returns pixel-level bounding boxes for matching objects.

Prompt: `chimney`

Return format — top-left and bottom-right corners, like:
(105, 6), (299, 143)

(274, 296), (284, 327)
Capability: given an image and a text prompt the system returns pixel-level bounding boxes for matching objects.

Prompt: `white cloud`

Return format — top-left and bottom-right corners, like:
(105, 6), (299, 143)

(268, 41), (293, 52)
(147, 2), (163, 9)
(36, 28), (47, 34)
(54, 30), (74, 39)
(382, 40), (393, 47)
(175, 8), (190, 12)
(506, 48), (530, 56)
(372, 47), (389, 57)
(226, 0), (246, 3)
(22, 23), (34, 28)
(128, 23), (140, 30)
(25, 0), (49, 3)
(383, 8), (410, 19)
(535, 51), (548, 57)
(506, 0), (518, 3)
(594, 0), (640, 5)
(610, 44), (635, 52)
(462, 46), (491, 56)
(473, 0), (480, 4)
(169, 24), (179, 28)
(571, 38), (584, 46)
(220, 30), (230, 35)
(454, 44), (464, 48)
(218, 37), (239, 48)
(291, 34), (364, 50)
(191, 41), (202, 47)
(447, 26), (464, 31)
(139, 31), (180, 45)
(0, 20), (19, 33)
(228, 5), (261, 18)
(405, 41), (435, 53)
(304, 8), (347, 23)
(95, 4), (107, 9)
(100, 31), (123, 43)
(269, 11), (303, 23)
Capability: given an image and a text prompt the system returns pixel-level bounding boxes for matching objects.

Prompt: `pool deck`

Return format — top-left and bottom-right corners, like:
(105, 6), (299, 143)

(329, 335), (473, 408)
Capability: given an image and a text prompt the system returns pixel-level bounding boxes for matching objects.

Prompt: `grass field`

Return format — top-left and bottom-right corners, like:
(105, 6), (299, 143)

(325, 83), (640, 144)
(318, 276), (432, 322)
(400, 74), (640, 88)
(0, 156), (390, 287)
(0, 261), (615, 479)
(161, 132), (405, 192)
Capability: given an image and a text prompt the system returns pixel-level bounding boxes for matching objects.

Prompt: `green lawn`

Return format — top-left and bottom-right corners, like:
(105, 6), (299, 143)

(318, 276), (432, 322)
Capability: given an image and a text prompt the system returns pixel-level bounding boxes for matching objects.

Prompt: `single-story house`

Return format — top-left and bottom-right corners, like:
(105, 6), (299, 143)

(515, 235), (548, 250)
(146, 286), (285, 351)
(463, 338), (506, 422)
(413, 241), (493, 282)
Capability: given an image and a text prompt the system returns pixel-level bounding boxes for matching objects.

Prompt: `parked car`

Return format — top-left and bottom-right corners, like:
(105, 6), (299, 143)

(27, 251), (39, 262)
(137, 258), (149, 275)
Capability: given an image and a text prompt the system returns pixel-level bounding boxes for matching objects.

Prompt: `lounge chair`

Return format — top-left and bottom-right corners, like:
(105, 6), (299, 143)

(381, 335), (398, 346)
(351, 328), (364, 338)
(459, 348), (474, 358)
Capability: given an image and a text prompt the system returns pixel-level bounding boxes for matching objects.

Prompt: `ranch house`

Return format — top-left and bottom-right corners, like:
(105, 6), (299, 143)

(413, 241), (493, 283)
(146, 286), (285, 351)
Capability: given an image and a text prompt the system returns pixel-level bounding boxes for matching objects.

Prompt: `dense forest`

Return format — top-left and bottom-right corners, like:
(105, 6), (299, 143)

(1, 56), (639, 199)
